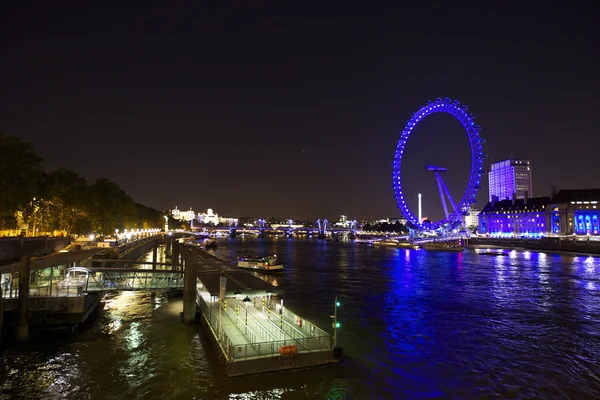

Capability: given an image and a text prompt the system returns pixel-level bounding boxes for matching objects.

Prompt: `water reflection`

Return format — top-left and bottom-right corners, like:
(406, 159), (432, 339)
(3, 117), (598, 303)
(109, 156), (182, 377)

(2, 241), (600, 399)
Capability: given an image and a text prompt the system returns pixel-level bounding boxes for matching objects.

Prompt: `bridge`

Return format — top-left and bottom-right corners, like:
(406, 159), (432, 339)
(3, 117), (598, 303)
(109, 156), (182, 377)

(191, 219), (359, 239)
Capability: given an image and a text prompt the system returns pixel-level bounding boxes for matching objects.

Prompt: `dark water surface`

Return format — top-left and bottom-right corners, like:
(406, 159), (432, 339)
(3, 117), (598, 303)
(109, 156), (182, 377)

(1, 239), (600, 399)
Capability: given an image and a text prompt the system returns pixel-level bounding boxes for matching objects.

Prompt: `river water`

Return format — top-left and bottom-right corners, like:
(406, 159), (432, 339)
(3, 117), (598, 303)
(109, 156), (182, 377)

(1, 238), (600, 399)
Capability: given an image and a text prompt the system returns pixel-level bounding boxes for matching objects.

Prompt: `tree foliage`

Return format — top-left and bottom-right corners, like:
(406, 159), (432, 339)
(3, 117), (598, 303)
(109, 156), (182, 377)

(362, 221), (407, 233)
(0, 134), (45, 226)
(0, 135), (164, 235)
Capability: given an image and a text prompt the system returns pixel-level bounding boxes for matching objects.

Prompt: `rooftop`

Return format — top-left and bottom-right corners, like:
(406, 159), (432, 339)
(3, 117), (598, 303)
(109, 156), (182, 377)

(481, 197), (551, 214)
(196, 250), (284, 297)
(552, 189), (600, 203)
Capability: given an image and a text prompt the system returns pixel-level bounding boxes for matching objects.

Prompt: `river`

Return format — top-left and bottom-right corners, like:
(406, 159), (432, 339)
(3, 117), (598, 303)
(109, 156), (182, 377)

(1, 238), (599, 399)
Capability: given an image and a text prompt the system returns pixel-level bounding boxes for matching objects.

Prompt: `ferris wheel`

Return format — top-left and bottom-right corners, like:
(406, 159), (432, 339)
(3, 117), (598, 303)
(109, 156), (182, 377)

(392, 97), (485, 230)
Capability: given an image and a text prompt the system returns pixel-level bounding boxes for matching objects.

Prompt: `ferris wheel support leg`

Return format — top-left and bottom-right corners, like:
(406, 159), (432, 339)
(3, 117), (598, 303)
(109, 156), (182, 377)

(435, 172), (450, 218)
(438, 173), (461, 217)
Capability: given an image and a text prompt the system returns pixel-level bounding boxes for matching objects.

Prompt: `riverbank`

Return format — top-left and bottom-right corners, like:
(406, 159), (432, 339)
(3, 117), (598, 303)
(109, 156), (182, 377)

(466, 237), (600, 256)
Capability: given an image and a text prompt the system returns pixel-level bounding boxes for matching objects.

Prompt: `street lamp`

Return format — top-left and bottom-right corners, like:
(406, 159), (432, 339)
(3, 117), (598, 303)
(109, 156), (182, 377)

(279, 297), (284, 330)
(242, 296), (251, 333)
(233, 291), (242, 318)
(266, 290), (273, 319)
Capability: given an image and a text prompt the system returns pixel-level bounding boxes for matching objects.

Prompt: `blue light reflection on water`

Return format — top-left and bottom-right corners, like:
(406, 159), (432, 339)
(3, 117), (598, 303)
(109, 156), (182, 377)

(1, 239), (600, 399)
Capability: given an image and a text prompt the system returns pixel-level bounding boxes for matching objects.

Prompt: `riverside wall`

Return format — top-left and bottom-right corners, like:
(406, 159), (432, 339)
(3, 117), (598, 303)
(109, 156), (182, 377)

(0, 237), (70, 264)
(467, 237), (600, 255)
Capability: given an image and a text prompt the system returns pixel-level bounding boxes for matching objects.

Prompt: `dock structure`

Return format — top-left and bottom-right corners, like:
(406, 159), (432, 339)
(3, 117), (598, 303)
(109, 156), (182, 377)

(194, 250), (337, 376)
(0, 235), (167, 341)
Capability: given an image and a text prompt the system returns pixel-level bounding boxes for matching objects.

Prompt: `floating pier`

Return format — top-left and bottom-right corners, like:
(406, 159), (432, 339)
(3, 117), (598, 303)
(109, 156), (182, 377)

(194, 250), (338, 377)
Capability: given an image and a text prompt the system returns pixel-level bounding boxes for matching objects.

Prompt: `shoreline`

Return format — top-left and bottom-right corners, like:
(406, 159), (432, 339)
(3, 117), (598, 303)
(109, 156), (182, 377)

(465, 244), (600, 258)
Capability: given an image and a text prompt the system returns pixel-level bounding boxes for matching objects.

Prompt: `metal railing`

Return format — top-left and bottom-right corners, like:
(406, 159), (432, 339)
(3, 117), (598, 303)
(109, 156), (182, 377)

(230, 335), (332, 361)
(196, 291), (333, 362)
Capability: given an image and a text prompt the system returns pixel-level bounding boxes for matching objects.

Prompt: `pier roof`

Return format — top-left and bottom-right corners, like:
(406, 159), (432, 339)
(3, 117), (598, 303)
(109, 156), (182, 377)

(196, 250), (284, 297)
(0, 249), (105, 272)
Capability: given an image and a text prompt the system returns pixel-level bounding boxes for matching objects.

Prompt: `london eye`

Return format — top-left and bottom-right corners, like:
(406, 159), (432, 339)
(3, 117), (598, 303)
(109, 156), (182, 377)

(392, 98), (485, 232)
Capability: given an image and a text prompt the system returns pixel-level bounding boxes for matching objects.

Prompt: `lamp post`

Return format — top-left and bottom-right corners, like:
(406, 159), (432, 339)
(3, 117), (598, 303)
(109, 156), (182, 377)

(233, 291), (242, 322)
(279, 297), (284, 330)
(266, 290), (272, 319)
(332, 296), (341, 348)
(242, 296), (251, 334)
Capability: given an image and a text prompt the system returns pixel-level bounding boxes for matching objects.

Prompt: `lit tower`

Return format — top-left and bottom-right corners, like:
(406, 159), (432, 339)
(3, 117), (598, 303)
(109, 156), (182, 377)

(418, 193), (422, 222)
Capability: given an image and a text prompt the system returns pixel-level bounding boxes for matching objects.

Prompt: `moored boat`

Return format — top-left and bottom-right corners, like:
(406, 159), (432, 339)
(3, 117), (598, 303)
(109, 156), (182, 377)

(373, 239), (419, 249)
(237, 255), (283, 272)
(421, 240), (464, 252)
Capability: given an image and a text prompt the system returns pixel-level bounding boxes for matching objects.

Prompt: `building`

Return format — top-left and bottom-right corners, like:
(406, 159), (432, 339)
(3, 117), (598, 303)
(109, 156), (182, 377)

(488, 159), (532, 201)
(334, 215), (357, 228)
(478, 196), (550, 237)
(170, 206), (196, 221)
(478, 188), (600, 237)
(548, 189), (600, 235)
(196, 208), (238, 227)
(464, 209), (480, 228)
(389, 217), (408, 225)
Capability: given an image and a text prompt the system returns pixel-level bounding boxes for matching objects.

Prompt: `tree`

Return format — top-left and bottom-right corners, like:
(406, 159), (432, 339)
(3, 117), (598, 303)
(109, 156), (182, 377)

(89, 178), (136, 234)
(0, 135), (45, 227)
(41, 168), (91, 234)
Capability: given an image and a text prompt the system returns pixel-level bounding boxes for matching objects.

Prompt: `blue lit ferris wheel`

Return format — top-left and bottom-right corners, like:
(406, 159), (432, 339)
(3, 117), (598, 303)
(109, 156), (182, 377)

(392, 97), (485, 230)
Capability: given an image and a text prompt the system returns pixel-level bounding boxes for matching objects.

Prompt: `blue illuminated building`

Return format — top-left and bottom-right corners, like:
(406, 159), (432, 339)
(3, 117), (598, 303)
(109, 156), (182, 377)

(550, 189), (600, 235)
(479, 188), (600, 237)
(478, 196), (550, 238)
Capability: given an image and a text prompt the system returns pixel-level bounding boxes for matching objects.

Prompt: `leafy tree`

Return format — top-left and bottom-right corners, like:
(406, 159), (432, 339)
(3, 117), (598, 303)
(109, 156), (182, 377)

(89, 178), (137, 234)
(0, 135), (45, 227)
(41, 168), (91, 234)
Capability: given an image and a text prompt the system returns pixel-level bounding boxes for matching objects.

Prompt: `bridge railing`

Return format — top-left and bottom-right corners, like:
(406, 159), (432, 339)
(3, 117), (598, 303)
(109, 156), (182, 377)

(84, 270), (184, 291)
(1, 284), (84, 299)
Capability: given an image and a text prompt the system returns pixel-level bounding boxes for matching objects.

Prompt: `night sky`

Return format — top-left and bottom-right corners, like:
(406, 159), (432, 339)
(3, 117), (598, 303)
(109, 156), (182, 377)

(1, 3), (598, 222)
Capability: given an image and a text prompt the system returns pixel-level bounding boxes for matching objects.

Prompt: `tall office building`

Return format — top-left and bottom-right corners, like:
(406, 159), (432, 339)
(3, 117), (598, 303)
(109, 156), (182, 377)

(488, 159), (532, 201)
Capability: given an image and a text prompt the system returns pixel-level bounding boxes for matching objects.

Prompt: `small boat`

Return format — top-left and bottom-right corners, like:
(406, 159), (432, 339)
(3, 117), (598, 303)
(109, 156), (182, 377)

(203, 239), (218, 249)
(237, 255), (283, 272)
(373, 239), (419, 249)
(421, 240), (464, 252)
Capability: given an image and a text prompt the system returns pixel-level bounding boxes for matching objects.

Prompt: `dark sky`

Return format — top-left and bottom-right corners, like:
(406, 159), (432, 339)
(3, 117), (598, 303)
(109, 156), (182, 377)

(1, 3), (598, 222)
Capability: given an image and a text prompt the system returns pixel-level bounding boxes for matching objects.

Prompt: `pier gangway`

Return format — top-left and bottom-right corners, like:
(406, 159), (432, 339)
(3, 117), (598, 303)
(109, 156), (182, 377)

(65, 267), (184, 292)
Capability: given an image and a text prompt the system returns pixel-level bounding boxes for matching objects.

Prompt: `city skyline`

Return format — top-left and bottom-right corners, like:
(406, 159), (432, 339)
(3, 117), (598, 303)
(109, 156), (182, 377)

(1, 4), (598, 221)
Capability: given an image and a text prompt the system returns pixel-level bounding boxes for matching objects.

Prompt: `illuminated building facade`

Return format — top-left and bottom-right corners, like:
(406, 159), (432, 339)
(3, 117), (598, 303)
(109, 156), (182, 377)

(196, 208), (238, 226)
(549, 189), (600, 235)
(479, 188), (600, 237)
(170, 206), (196, 221)
(488, 159), (532, 201)
(334, 215), (357, 228)
(464, 208), (480, 228)
(478, 196), (550, 237)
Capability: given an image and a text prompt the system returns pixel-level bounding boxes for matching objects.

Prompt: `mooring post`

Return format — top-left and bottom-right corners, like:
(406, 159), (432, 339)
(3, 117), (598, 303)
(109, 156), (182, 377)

(172, 241), (180, 271)
(164, 235), (172, 257)
(16, 255), (31, 343)
(0, 286), (4, 348)
(152, 243), (158, 270)
(182, 245), (198, 323)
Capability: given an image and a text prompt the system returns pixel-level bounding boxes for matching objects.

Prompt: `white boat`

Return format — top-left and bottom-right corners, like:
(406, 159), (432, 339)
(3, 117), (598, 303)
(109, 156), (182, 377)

(421, 240), (464, 252)
(237, 255), (284, 272)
